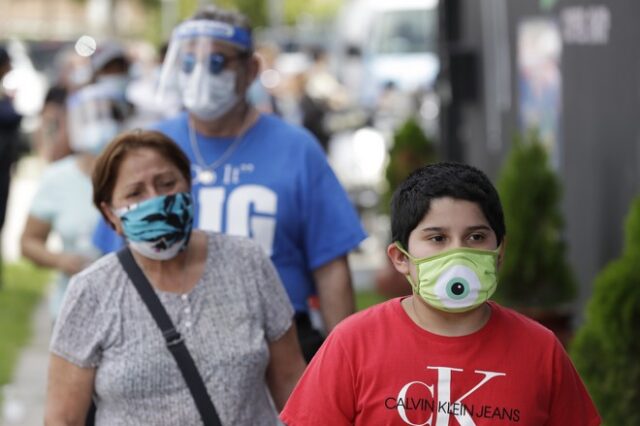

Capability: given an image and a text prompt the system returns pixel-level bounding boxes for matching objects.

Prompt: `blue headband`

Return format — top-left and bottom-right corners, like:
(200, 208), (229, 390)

(173, 20), (252, 51)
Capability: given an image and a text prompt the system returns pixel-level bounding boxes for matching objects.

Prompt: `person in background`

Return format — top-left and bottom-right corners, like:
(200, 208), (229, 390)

(248, 41), (281, 115)
(34, 46), (91, 163)
(45, 129), (305, 424)
(89, 40), (135, 130)
(90, 40), (130, 89)
(34, 86), (71, 162)
(54, 45), (92, 93)
(269, 52), (309, 126)
(299, 46), (350, 152)
(92, 6), (367, 362)
(0, 46), (23, 288)
(126, 42), (183, 129)
(20, 81), (123, 320)
(281, 162), (600, 425)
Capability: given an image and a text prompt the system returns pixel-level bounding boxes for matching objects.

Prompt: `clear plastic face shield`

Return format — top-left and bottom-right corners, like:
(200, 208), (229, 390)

(67, 84), (125, 155)
(157, 20), (253, 120)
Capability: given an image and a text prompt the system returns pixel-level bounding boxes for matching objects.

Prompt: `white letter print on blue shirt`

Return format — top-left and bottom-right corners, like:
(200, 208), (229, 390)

(197, 186), (277, 255)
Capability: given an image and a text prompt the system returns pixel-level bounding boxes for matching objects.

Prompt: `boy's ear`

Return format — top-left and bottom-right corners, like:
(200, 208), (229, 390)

(497, 237), (507, 268)
(387, 243), (411, 275)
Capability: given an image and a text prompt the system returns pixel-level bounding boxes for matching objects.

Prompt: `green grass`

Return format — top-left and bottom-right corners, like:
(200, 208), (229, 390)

(355, 289), (387, 312)
(0, 262), (50, 388)
(0, 268), (379, 389)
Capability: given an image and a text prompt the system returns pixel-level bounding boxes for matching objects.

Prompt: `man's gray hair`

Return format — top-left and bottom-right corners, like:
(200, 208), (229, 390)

(189, 5), (253, 53)
(191, 5), (252, 32)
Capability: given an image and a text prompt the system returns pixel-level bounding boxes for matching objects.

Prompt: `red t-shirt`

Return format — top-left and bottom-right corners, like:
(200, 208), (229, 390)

(281, 299), (600, 426)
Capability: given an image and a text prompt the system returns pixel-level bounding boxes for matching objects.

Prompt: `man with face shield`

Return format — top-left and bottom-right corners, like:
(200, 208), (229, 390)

(89, 41), (132, 111)
(66, 82), (127, 156)
(93, 6), (367, 362)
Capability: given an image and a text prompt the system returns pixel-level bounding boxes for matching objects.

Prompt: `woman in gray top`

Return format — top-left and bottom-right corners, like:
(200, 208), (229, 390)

(45, 129), (306, 425)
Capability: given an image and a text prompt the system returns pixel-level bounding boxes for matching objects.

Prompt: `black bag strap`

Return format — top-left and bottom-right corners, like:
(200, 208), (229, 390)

(117, 248), (222, 426)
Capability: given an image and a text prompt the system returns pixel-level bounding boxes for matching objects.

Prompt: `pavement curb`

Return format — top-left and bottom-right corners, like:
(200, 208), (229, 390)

(1, 294), (50, 426)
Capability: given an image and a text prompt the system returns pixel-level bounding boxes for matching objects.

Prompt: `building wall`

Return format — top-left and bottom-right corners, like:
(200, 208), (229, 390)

(558, 0), (639, 322)
(452, 0), (640, 323)
(0, 0), (85, 38)
(0, 0), (148, 40)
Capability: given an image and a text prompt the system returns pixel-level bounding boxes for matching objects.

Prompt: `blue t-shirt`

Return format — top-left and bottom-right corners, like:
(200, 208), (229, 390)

(93, 113), (366, 312)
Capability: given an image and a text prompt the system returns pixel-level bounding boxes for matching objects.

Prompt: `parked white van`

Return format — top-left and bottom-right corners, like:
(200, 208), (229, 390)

(333, 0), (439, 108)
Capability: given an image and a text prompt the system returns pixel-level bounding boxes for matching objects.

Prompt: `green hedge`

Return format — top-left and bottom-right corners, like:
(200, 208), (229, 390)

(382, 117), (437, 213)
(355, 290), (386, 312)
(570, 198), (640, 425)
(495, 131), (576, 308)
(0, 262), (50, 388)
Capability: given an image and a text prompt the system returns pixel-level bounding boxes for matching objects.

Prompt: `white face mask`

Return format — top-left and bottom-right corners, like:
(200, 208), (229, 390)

(68, 66), (91, 87)
(69, 120), (120, 155)
(96, 74), (130, 99)
(129, 237), (188, 261)
(179, 67), (239, 120)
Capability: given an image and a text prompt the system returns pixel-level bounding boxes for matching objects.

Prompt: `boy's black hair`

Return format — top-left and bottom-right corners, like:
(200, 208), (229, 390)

(390, 162), (506, 248)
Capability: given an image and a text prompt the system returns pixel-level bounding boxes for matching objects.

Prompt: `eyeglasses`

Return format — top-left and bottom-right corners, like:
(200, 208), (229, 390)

(180, 52), (244, 75)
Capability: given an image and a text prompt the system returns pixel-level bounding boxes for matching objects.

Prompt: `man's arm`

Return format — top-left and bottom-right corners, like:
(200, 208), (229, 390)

(266, 325), (307, 411)
(280, 325), (356, 425)
(313, 255), (355, 332)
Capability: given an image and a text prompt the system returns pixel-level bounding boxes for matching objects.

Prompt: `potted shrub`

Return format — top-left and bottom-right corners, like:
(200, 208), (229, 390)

(380, 117), (438, 213)
(375, 117), (438, 298)
(495, 130), (577, 345)
(570, 198), (640, 425)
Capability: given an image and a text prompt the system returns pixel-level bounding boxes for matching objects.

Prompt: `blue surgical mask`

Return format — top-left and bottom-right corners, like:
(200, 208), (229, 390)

(114, 192), (194, 260)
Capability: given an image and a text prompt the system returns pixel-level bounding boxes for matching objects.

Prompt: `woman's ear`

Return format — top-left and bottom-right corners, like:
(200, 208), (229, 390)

(387, 243), (411, 275)
(100, 201), (124, 236)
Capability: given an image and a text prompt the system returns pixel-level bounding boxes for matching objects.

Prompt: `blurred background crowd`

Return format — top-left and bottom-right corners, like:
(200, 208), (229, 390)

(0, 0), (436, 273)
(1, 0), (640, 424)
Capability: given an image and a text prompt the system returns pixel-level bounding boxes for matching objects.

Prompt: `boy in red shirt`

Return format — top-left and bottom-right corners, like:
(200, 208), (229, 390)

(281, 162), (600, 425)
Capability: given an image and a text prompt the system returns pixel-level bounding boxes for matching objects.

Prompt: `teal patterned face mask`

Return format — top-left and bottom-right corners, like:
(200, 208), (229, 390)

(114, 192), (194, 260)
(396, 243), (500, 313)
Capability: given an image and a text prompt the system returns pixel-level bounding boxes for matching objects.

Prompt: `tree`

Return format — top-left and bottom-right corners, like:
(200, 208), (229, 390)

(570, 197), (640, 426)
(495, 130), (577, 309)
(381, 117), (438, 213)
(375, 117), (437, 299)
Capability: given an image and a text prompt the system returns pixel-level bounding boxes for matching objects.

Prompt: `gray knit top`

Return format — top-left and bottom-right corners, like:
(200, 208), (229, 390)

(50, 232), (293, 425)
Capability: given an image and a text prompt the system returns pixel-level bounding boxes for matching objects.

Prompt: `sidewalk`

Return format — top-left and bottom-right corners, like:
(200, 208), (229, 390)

(1, 156), (49, 426)
(1, 295), (50, 426)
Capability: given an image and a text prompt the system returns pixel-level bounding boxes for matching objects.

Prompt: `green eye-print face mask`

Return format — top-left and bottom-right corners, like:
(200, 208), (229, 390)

(396, 243), (500, 313)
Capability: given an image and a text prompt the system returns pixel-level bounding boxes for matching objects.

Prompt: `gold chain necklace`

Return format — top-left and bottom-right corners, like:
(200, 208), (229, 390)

(188, 108), (256, 185)
(188, 119), (244, 185)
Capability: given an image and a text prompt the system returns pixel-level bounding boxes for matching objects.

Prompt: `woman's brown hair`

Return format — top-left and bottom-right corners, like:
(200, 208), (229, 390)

(92, 129), (191, 226)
